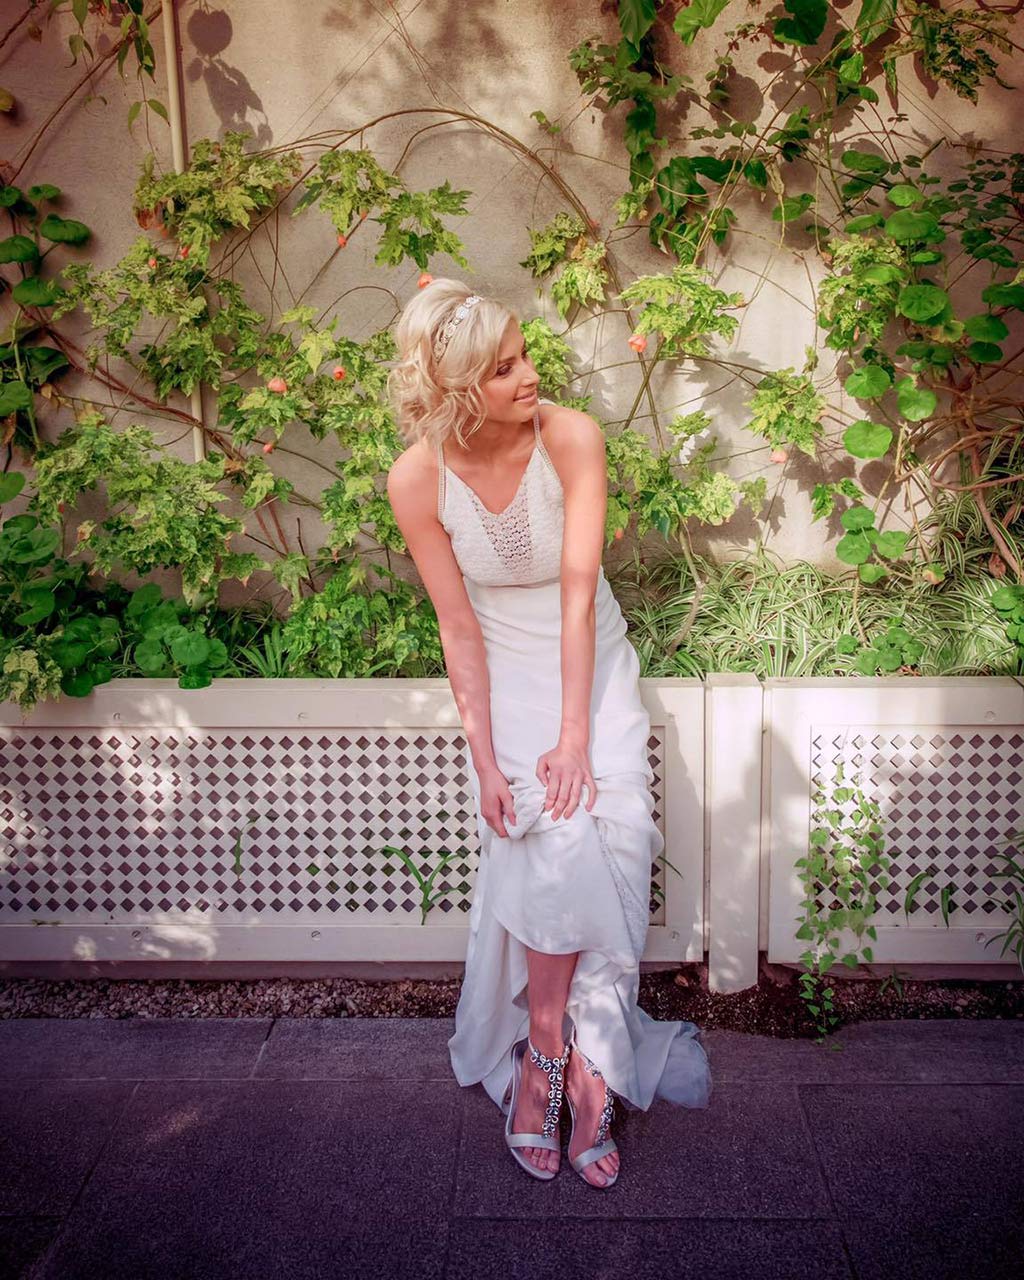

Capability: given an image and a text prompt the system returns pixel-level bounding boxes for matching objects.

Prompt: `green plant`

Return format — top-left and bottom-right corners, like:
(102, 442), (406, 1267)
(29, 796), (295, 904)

(794, 756), (891, 1042)
(981, 835), (1024, 975)
(378, 844), (469, 924)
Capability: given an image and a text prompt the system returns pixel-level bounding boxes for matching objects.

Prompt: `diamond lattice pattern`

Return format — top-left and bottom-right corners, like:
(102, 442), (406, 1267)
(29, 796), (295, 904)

(809, 728), (1023, 921)
(0, 728), (668, 924)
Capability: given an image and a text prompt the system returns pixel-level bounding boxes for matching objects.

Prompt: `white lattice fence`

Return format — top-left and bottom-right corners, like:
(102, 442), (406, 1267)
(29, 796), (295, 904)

(764, 677), (1024, 966)
(0, 678), (705, 965)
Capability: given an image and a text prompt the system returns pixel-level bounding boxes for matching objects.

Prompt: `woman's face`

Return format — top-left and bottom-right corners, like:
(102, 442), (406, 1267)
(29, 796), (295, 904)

(479, 321), (539, 426)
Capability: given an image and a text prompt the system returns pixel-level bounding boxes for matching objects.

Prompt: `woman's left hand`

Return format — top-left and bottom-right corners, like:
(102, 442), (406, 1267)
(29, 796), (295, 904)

(535, 738), (597, 821)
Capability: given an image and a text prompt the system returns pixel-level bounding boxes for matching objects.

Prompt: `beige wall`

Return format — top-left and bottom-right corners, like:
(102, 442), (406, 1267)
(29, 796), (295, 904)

(2, 2), (1021, 608)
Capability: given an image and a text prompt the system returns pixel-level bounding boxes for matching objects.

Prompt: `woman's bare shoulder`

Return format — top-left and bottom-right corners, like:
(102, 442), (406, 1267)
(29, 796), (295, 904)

(387, 438), (437, 504)
(537, 400), (605, 465)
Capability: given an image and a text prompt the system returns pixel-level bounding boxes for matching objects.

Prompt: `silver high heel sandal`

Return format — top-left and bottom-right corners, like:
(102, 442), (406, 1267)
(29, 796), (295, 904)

(565, 1030), (619, 1187)
(503, 1035), (570, 1181)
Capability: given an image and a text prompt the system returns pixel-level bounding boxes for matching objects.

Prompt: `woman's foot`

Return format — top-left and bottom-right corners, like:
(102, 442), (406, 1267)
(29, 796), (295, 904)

(565, 1046), (620, 1186)
(510, 1040), (564, 1175)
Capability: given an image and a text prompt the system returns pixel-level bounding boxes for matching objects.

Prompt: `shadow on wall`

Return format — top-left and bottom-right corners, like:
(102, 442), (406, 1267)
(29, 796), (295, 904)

(185, 5), (272, 147)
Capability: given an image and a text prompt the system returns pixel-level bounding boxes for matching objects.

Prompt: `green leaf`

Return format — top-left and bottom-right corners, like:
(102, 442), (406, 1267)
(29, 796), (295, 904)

(837, 530), (873, 565)
(876, 530), (909, 558)
(859, 563), (888, 584)
(855, 0), (896, 44)
(964, 314), (1009, 342)
(0, 470), (25, 502)
(908, 250), (943, 265)
(0, 379), (33, 414)
(772, 193), (815, 222)
(860, 263), (903, 285)
(39, 214), (91, 245)
(146, 98), (169, 123)
(842, 149), (890, 175)
(674, 0), (731, 45)
(0, 235), (39, 263)
(897, 284), (948, 322)
(11, 276), (63, 306)
(844, 418), (892, 460)
(27, 184), (60, 201)
(981, 283), (1024, 310)
(895, 377), (937, 421)
(844, 365), (891, 399)
(841, 504), (875, 532)
(170, 630), (210, 667)
(967, 341), (1003, 364)
(127, 100), (142, 129)
(773, 0), (827, 46)
(884, 210), (940, 242)
(844, 213), (884, 233)
(887, 184), (922, 207)
(838, 52), (864, 84)
(618, 0), (658, 46)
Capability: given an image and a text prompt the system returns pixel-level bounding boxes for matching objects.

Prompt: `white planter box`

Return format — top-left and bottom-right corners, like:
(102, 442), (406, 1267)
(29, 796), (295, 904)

(0, 678), (705, 970)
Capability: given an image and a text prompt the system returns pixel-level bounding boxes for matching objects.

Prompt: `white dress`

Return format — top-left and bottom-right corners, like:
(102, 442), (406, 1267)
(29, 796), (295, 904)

(439, 399), (712, 1117)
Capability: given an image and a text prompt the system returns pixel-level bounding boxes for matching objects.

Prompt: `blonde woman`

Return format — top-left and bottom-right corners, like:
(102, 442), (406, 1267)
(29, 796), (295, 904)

(386, 279), (711, 1187)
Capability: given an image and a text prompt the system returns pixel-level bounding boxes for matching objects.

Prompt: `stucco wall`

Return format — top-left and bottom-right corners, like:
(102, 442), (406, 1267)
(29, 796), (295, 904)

(2, 1), (1021, 609)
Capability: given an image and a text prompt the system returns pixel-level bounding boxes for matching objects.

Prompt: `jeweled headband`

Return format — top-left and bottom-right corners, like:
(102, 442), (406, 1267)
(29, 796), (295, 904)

(432, 294), (483, 363)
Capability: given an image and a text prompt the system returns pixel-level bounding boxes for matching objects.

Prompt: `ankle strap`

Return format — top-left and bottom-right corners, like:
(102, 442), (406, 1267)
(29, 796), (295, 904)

(526, 1038), (569, 1139)
(527, 1038), (570, 1073)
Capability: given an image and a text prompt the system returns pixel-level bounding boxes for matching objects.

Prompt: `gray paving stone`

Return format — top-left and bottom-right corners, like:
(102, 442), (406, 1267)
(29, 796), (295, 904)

(454, 1081), (831, 1218)
(445, 1219), (854, 1280)
(705, 1019), (1024, 1084)
(256, 1016), (455, 1079)
(799, 1083), (1024, 1220)
(841, 1212), (1024, 1280)
(35, 1080), (458, 1279)
(0, 1018), (273, 1080)
(0, 1216), (64, 1280)
(0, 1081), (133, 1214)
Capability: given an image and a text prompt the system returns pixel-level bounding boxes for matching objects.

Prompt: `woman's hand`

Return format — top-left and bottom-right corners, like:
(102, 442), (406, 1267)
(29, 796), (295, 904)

(536, 737), (598, 821)
(477, 762), (517, 839)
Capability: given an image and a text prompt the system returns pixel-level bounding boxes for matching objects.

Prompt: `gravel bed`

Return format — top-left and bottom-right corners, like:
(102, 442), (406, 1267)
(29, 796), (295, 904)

(2, 956), (1022, 1036)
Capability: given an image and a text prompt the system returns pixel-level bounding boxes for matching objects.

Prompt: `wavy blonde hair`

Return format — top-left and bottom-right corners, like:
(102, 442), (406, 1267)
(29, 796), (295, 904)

(388, 277), (518, 450)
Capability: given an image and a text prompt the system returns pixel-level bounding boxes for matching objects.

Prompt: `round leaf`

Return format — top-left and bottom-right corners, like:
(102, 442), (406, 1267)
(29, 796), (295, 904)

(964, 314), (1009, 342)
(844, 213), (884, 233)
(876, 530), (910, 559)
(27, 184), (61, 201)
(844, 418), (893, 460)
(887, 184), (922, 207)
(908, 250), (943, 265)
(13, 586), (56, 625)
(841, 504), (875, 532)
(0, 235), (38, 263)
(11, 276), (63, 306)
(61, 671), (97, 698)
(170, 631), (211, 667)
(837, 530), (873, 565)
(967, 341), (1003, 364)
(897, 284), (949, 322)
(981, 282), (1024, 310)
(39, 214), (91, 246)
(842, 150), (890, 175)
(0, 380), (32, 415)
(860, 263), (903, 285)
(859, 563), (888, 584)
(0, 470), (26, 503)
(895, 377), (937, 421)
(844, 365), (891, 399)
(884, 210), (939, 241)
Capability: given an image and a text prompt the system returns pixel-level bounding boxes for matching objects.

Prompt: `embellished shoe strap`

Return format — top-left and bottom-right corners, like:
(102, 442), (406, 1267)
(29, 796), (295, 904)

(578, 1045), (615, 1146)
(527, 1037), (571, 1140)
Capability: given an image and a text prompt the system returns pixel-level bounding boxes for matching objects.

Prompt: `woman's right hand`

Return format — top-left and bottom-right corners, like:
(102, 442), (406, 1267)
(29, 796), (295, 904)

(477, 763), (517, 839)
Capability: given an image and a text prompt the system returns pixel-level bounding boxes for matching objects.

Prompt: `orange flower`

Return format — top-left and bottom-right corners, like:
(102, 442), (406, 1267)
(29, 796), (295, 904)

(337, 233), (348, 248)
(267, 376), (288, 394)
(332, 366), (346, 381)
(263, 441), (276, 454)
(769, 447), (788, 464)
(418, 272), (434, 288)
(627, 332), (647, 353)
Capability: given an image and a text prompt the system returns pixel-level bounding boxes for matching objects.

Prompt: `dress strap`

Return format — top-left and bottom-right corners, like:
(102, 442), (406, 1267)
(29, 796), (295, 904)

(533, 402), (555, 473)
(435, 439), (447, 523)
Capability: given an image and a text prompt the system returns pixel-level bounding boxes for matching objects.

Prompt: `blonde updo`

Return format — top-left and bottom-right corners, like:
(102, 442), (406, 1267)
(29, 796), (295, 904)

(388, 277), (518, 450)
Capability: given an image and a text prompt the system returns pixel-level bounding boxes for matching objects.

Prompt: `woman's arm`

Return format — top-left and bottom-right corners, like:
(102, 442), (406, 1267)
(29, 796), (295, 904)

(549, 410), (607, 746)
(386, 448), (499, 776)
(537, 408), (608, 815)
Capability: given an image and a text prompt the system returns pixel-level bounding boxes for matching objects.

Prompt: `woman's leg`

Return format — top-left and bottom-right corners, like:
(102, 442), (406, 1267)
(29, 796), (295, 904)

(512, 946), (577, 1173)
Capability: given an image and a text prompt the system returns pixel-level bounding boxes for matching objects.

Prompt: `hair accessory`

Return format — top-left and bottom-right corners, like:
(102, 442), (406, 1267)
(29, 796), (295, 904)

(432, 295), (483, 363)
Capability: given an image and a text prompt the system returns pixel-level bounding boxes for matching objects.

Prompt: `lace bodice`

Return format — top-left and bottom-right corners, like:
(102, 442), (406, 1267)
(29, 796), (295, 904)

(437, 400), (564, 586)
